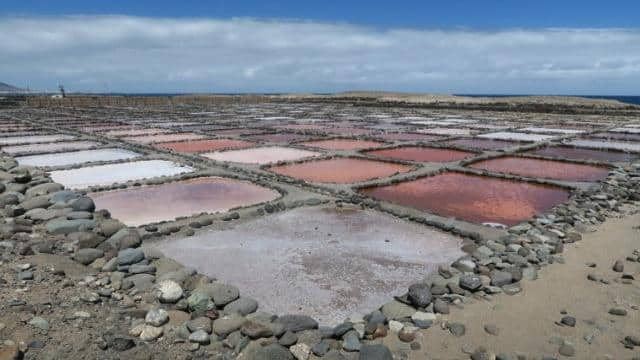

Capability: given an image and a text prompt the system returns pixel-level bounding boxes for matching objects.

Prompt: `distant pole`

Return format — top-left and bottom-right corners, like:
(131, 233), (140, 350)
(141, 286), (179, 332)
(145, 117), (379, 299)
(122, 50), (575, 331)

(59, 84), (66, 98)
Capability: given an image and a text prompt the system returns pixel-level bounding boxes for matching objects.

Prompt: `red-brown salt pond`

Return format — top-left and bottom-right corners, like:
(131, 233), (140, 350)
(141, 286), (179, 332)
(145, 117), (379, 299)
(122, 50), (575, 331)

(443, 138), (522, 151)
(268, 158), (412, 184)
(374, 132), (442, 142)
(245, 133), (312, 144)
(365, 146), (475, 163)
(90, 177), (280, 226)
(591, 132), (640, 142)
(527, 145), (637, 163)
(154, 139), (255, 153)
(469, 156), (610, 182)
(299, 139), (384, 151)
(359, 172), (569, 226)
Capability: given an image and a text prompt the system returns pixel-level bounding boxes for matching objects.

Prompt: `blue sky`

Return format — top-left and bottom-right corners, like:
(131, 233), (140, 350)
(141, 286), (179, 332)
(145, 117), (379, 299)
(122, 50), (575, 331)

(1, 1), (639, 94)
(3, 0), (640, 29)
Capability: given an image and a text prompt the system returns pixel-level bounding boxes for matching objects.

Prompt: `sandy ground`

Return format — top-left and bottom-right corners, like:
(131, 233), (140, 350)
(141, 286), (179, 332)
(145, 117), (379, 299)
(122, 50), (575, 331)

(383, 209), (640, 359)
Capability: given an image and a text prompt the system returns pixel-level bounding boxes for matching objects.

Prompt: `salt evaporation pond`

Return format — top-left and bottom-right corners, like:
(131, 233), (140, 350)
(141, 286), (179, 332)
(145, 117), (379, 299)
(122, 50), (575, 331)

(123, 133), (206, 144)
(365, 146), (475, 162)
(527, 145), (637, 163)
(415, 128), (473, 136)
(148, 205), (464, 325)
(520, 127), (583, 134)
(91, 177), (280, 226)
(50, 160), (193, 189)
(0, 141), (101, 155)
(591, 132), (640, 142)
(359, 172), (570, 226)
(0, 135), (75, 145)
(477, 132), (556, 142)
(565, 139), (640, 153)
(299, 139), (384, 151)
(106, 128), (169, 136)
(246, 133), (311, 144)
(268, 158), (412, 184)
(202, 146), (320, 165)
(16, 148), (141, 167)
(155, 139), (255, 153)
(443, 138), (522, 151)
(374, 132), (442, 142)
(468, 156), (610, 182)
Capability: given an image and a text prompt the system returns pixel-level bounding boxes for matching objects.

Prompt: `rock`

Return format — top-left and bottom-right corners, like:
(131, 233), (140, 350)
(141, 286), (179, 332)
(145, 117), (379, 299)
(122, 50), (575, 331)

(0, 343), (22, 360)
(558, 344), (575, 357)
(107, 228), (141, 250)
(434, 298), (450, 314)
(73, 248), (104, 265)
(459, 274), (483, 291)
(560, 316), (576, 327)
(25, 183), (63, 197)
(187, 317), (212, 333)
(212, 313), (246, 336)
(359, 344), (393, 360)
(105, 335), (136, 351)
(46, 218), (95, 234)
(412, 311), (436, 328)
(381, 300), (415, 320)
(484, 324), (499, 335)
(241, 343), (293, 360)
(98, 219), (126, 237)
(398, 327), (416, 342)
(224, 297), (258, 315)
(490, 271), (513, 287)
(608, 308), (627, 316)
(210, 283), (240, 306)
(311, 340), (331, 356)
(388, 320), (404, 333)
(186, 290), (215, 314)
(407, 283), (432, 307)
(275, 315), (318, 332)
(342, 330), (361, 351)
(117, 248), (145, 266)
(188, 330), (210, 345)
(241, 320), (273, 339)
(623, 335), (640, 347)
(145, 308), (169, 327)
(449, 322), (466, 337)
(279, 331), (298, 346)
(70, 197), (95, 212)
(140, 325), (163, 341)
(17, 271), (33, 281)
(155, 280), (183, 303)
(28, 316), (49, 332)
(122, 273), (155, 291)
(612, 259), (624, 272)
(290, 343), (311, 360)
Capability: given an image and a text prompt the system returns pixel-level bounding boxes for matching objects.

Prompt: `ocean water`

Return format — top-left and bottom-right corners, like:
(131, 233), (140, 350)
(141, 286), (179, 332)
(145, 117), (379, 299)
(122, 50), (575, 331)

(457, 94), (640, 106)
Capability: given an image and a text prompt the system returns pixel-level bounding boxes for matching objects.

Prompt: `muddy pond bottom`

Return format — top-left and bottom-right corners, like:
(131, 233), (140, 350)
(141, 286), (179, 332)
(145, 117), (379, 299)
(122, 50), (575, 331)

(527, 145), (637, 163)
(359, 172), (569, 226)
(299, 139), (384, 151)
(148, 205), (464, 325)
(49, 160), (193, 189)
(443, 138), (522, 151)
(365, 146), (475, 162)
(268, 158), (412, 183)
(468, 156), (610, 182)
(90, 177), (280, 226)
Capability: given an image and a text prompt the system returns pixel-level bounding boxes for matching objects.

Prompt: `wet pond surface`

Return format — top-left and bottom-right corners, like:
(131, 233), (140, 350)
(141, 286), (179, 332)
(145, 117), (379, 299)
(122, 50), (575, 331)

(16, 148), (141, 167)
(359, 172), (570, 226)
(202, 146), (320, 164)
(91, 177), (280, 226)
(365, 146), (475, 162)
(148, 205), (464, 325)
(443, 138), (522, 151)
(468, 156), (610, 182)
(527, 145), (637, 163)
(123, 133), (207, 144)
(0, 135), (76, 145)
(268, 158), (413, 183)
(0, 141), (101, 154)
(154, 139), (255, 153)
(299, 139), (384, 151)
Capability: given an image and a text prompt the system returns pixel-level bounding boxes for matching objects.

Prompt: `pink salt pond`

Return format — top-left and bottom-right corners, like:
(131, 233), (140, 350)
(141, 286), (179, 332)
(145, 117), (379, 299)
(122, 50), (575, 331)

(90, 177), (280, 226)
(469, 156), (610, 182)
(202, 146), (320, 165)
(154, 139), (255, 153)
(299, 139), (384, 151)
(359, 172), (570, 226)
(365, 146), (475, 163)
(122, 133), (206, 144)
(148, 205), (464, 325)
(374, 132), (442, 142)
(527, 145), (637, 163)
(268, 158), (413, 184)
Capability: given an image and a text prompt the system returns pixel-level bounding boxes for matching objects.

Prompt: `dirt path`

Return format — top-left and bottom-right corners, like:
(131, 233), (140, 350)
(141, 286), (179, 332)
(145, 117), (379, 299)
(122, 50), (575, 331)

(384, 209), (640, 359)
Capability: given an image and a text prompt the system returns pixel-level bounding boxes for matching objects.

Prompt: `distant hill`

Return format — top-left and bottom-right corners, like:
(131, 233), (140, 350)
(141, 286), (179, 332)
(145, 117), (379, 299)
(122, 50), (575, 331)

(0, 82), (27, 93)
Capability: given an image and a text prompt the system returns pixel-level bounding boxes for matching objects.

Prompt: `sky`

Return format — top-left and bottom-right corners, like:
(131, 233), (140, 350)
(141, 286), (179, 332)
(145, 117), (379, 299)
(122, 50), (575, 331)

(1, 1), (639, 94)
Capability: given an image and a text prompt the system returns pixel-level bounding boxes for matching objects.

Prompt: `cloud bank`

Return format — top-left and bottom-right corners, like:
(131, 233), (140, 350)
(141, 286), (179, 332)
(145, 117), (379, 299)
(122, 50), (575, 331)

(1, 16), (639, 94)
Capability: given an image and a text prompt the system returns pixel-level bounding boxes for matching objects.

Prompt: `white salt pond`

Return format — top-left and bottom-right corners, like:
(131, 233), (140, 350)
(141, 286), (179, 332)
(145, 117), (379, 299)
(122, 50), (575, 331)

(49, 160), (193, 189)
(610, 127), (640, 134)
(0, 135), (75, 145)
(148, 205), (464, 325)
(202, 146), (321, 165)
(1, 141), (101, 155)
(565, 139), (640, 153)
(16, 148), (141, 168)
(520, 127), (584, 134)
(478, 131), (556, 142)
(415, 127), (473, 136)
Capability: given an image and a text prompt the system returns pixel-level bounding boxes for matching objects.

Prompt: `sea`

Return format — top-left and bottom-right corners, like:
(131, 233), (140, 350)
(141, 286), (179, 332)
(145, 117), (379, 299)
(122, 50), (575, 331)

(456, 95), (640, 106)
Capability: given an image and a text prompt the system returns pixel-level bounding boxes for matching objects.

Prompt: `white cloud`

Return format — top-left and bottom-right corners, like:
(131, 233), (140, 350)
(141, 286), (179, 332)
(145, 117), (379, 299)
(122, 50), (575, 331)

(1, 15), (639, 94)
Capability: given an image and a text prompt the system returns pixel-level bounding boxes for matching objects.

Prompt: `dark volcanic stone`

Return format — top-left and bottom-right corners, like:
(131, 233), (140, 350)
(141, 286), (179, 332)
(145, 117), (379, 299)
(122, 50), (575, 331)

(407, 283), (432, 307)
(275, 315), (318, 332)
(359, 344), (393, 360)
(459, 274), (482, 291)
